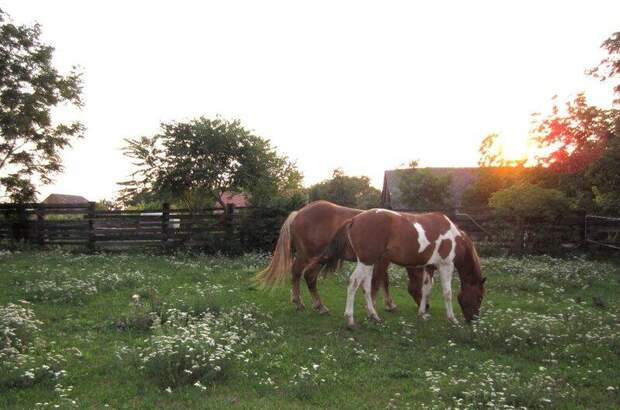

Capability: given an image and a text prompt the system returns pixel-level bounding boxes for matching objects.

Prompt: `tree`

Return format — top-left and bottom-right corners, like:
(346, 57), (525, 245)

(398, 167), (453, 210)
(308, 168), (380, 209)
(587, 31), (620, 104)
(478, 133), (527, 168)
(489, 183), (571, 253)
(531, 32), (620, 213)
(119, 117), (302, 211)
(462, 167), (523, 208)
(0, 9), (83, 202)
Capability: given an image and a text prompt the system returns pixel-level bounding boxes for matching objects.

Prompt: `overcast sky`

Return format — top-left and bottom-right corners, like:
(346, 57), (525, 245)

(3, 1), (619, 201)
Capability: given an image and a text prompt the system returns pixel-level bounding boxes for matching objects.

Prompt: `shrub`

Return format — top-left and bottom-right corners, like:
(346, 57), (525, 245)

(133, 304), (275, 389)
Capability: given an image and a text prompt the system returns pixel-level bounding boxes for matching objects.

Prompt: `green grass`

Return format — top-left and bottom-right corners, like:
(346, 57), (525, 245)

(0, 250), (618, 409)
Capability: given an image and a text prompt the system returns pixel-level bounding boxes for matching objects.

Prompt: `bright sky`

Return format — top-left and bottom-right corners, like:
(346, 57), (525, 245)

(3, 0), (619, 201)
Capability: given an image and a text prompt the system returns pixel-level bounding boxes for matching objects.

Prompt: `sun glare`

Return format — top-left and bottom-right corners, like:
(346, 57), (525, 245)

(493, 133), (539, 166)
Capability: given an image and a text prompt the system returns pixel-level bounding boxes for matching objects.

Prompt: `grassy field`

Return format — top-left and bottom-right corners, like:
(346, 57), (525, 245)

(0, 250), (619, 409)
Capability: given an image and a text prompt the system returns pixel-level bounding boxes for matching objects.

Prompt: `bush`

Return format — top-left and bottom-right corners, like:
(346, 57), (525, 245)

(133, 304), (275, 390)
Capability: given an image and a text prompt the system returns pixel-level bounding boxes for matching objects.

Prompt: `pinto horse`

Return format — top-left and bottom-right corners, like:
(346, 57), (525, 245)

(310, 208), (485, 328)
(256, 201), (432, 314)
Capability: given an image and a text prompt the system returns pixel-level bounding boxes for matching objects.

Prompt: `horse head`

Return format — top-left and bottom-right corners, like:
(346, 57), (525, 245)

(458, 276), (486, 322)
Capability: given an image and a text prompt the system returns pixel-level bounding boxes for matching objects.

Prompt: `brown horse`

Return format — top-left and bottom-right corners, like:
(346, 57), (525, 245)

(310, 208), (485, 328)
(256, 201), (431, 314)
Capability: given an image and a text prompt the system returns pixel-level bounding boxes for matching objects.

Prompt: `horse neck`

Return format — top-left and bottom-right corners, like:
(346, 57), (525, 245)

(456, 238), (483, 286)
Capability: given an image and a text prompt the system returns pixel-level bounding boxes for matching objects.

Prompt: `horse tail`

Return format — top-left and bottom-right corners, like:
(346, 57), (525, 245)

(306, 219), (354, 275)
(255, 211), (299, 288)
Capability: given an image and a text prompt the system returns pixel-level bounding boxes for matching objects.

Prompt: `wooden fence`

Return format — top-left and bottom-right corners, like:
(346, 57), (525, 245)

(0, 202), (289, 253)
(0, 202), (617, 253)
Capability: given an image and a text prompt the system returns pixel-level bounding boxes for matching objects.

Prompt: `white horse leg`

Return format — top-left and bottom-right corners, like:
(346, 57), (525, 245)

(417, 268), (433, 320)
(361, 268), (381, 322)
(344, 262), (373, 328)
(438, 263), (458, 324)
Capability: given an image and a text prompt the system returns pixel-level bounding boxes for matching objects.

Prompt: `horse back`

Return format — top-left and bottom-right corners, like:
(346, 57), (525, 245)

(291, 201), (362, 258)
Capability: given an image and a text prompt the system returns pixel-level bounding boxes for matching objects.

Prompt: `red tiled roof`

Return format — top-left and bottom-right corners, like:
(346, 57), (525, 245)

(215, 192), (250, 208)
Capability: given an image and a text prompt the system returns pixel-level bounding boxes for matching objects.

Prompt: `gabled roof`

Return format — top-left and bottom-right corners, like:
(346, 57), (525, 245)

(42, 194), (90, 205)
(381, 168), (480, 210)
(215, 192), (250, 208)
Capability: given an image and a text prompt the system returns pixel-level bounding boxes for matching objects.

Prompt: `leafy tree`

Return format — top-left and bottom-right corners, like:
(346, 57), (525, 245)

(119, 117), (302, 211)
(0, 9), (83, 202)
(533, 94), (617, 173)
(531, 32), (620, 213)
(308, 168), (380, 209)
(462, 167), (524, 208)
(478, 133), (527, 168)
(489, 183), (571, 253)
(398, 167), (453, 211)
(587, 31), (620, 104)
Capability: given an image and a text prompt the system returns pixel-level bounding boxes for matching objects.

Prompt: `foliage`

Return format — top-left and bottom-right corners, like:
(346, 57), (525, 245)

(119, 117), (302, 211)
(530, 32), (620, 214)
(478, 133), (527, 167)
(133, 304), (275, 390)
(489, 182), (571, 222)
(533, 94), (618, 173)
(462, 167), (526, 208)
(0, 9), (83, 202)
(397, 167), (453, 210)
(308, 168), (380, 209)
(587, 31), (620, 103)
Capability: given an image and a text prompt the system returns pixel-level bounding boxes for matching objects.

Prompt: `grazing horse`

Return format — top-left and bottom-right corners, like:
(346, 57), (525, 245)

(256, 201), (432, 314)
(309, 208), (485, 328)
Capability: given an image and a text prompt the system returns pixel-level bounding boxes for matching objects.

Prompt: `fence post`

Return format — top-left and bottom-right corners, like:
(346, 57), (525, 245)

(16, 204), (28, 242)
(225, 203), (235, 249)
(87, 202), (96, 251)
(580, 211), (587, 244)
(162, 202), (170, 248)
(36, 203), (45, 246)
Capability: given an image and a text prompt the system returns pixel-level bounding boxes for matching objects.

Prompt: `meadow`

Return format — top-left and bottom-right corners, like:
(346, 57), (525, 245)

(0, 249), (618, 409)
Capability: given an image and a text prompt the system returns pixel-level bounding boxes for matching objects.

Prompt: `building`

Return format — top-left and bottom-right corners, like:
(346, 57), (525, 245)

(41, 194), (90, 205)
(381, 168), (480, 210)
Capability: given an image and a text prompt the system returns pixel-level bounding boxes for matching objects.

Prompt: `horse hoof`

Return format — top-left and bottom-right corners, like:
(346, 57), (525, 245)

(385, 305), (398, 313)
(418, 313), (431, 321)
(368, 314), (383, 324)
(315, 305), (330, 315)
(345, 315), (357, 329)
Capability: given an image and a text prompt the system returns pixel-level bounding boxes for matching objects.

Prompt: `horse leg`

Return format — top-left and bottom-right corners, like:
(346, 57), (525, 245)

(290, 257), (305, 311)
(304, 267), (329, 315)
(407, 267), (434, 311)
(371, 258), (397, 312)
(416, 267), (434, 320)
(344, 262), (372, 329)
(362, 269), (382, 323)
(438, 263), (458, 324)
(407, 267), (423, 308)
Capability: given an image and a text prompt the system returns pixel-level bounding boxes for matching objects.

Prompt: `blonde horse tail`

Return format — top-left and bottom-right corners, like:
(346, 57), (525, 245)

(255, 211), (299, 288)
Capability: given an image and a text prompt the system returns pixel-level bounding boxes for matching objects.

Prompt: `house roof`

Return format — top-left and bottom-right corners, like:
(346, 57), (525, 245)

(42, 194), (90, 205)
(381, 168), (480, 210)
(215, 192), (250, 208)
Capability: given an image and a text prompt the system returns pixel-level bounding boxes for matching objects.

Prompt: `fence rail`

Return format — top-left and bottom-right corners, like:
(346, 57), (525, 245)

(0, 202), (618, 253)
(0, 202), (289, 253)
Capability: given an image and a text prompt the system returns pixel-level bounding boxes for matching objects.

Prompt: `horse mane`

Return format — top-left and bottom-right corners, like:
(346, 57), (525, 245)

(458, 230), (483, 284)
